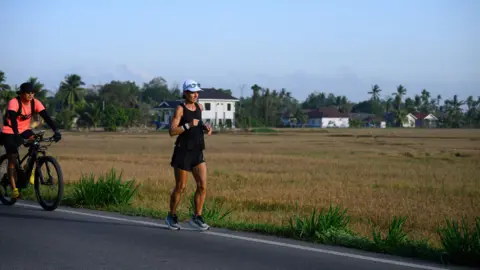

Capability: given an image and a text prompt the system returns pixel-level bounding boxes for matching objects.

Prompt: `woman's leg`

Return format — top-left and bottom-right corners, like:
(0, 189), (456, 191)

(165, 167), (189, 230)
(165, 145), (190, 229)
(191, 162), (207, 216)
(189, 151), (209, 230)
(169, 167), (189, 216)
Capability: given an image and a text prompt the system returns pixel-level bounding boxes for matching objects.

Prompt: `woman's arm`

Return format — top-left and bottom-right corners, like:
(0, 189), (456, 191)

(169, 105), (185, 136)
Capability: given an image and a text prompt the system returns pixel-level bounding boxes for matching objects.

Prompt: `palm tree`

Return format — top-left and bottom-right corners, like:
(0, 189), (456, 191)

(57, 74), (86, 110)
(436, 94), (442, 111)
(444, 95), (465, 128)
(26, 77), (50, 102)
(465, 96), (478, 127)
(0, 71), (15, 108)
(368, 84), (382, 101)
(392, 84), (407, 110)
(385, 97), (393, 113)
(81, 102), (102, 131)
(420, 89), (431, 112)
(394, 109), (408, 127)
(0, 70), (11, 91)
(389, 85), (408, 127)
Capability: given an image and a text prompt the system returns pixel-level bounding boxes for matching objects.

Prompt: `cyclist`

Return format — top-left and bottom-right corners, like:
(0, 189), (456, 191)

(165, 79), (213, 230)
(0, 82), (61, 199)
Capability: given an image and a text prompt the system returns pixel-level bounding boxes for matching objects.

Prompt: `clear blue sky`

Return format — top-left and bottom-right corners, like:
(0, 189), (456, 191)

(1, 0), (478, 102)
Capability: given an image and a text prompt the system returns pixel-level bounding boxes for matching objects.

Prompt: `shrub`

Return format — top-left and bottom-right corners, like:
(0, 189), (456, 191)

(372, 216), (409, 249)
(437, 216), (480, 266)
(70, 168), (139, 207)
(288, 204), (352, 242)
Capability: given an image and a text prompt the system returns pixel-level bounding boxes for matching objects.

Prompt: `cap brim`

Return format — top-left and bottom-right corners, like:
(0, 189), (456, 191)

(185, 87), (202, 92)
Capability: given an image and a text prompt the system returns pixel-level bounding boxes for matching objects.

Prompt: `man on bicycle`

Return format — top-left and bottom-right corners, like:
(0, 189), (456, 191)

(0, 82), (61, 199)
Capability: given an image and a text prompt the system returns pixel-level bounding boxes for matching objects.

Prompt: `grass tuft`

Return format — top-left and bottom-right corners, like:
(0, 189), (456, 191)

(288, 204), (352, 242)
(437, 216), (480, 266)
(67, 168), (140, 207)
(187, 192), (234, 222)
(372, 216), (409, 250)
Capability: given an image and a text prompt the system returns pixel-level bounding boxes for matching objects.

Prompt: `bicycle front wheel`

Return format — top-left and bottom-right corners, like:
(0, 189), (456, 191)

(34, 155), (64, 211)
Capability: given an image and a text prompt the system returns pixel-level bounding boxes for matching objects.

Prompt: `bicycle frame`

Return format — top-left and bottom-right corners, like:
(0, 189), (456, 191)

(15, 130), (55, 188)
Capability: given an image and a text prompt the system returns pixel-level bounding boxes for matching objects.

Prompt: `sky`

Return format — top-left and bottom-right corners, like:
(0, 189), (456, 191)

(1, 0), (479, 102)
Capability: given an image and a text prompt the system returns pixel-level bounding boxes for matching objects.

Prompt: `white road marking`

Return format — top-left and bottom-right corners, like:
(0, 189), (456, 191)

(16, 202), (450, 270)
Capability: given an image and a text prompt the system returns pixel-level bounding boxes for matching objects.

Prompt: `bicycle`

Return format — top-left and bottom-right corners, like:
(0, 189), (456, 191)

(0, 129), (64, 211)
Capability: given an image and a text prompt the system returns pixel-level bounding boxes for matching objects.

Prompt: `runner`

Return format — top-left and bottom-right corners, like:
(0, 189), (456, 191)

(1, 82), (62, 199)
(165, 79), (212, 230)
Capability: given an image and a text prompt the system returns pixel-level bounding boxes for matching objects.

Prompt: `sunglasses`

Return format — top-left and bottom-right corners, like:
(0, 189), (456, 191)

(185, 83), (201, 89)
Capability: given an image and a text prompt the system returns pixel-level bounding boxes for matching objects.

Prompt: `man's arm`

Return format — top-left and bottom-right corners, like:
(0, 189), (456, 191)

(38, 109), (59, 132)
(6, 110), (19, 136)
(169, 105), (185, 137)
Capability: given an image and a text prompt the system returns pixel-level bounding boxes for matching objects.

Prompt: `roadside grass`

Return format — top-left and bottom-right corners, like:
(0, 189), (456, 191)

(19, 167), (480, 268)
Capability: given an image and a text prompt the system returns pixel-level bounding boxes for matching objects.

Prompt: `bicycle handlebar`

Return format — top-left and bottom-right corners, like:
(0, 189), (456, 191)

(24, 133), (57, 145)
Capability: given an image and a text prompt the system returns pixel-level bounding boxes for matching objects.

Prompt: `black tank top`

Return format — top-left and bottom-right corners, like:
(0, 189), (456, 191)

(174, 102), (205, 151)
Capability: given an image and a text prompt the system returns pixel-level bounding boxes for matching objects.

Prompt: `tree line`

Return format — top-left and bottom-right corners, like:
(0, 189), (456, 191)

(1, 70), (479, 130)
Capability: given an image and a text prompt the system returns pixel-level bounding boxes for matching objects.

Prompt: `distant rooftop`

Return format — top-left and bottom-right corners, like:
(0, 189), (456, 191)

(152, 88), (239, 109)
(198, 88), (238, 100)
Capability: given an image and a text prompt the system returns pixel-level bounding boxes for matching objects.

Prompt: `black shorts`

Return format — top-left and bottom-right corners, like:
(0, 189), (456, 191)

(1, 129), (34, 154)
(170, 146), (205, 172)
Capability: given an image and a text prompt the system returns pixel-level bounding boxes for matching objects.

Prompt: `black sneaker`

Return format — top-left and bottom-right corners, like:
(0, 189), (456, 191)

(165, 213), (180, 230)
(189, 215), (210, 231)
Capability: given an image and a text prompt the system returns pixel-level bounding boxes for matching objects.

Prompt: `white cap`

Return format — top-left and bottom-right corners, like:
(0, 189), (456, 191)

(182, 79), (202, 92)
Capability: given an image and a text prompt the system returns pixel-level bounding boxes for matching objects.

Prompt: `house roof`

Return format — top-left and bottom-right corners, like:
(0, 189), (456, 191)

(407, 113), (418, 120)
(349, 113), (376, 120)
(153, 100), (183, 109)
(198, 88), (238, 100)
(153, 88), (238, 109)
(307, 107), (349, 118)
(414, 113), (426, 119)
(414, 113), (438, 120)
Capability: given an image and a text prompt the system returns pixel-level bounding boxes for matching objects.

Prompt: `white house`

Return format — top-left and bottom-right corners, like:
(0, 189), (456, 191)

(403, 113), (439, 128)
(306, 108), (350, 128)
(414, 113), (439, 128)
(152, 88), (239, 129)
(403, 113), (417, 128)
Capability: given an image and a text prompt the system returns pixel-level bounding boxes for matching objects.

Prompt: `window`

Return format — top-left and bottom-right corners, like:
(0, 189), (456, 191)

(204, 103), (211, 110)
(227, 103), (231, 111)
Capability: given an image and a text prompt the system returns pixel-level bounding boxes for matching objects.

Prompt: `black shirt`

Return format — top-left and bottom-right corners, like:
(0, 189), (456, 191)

(174, 102), (205, 151)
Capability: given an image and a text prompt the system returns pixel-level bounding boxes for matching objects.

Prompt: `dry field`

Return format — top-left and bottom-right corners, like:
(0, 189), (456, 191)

(40, 128), (480, 245)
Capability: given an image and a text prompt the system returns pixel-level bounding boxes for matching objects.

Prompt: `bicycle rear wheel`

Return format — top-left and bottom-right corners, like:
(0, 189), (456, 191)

(34, 155), (64, 211)
(0, 154), (17, 206)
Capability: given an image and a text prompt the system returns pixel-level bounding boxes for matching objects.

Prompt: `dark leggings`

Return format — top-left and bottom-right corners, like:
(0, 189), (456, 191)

(2, 129), (34, 155)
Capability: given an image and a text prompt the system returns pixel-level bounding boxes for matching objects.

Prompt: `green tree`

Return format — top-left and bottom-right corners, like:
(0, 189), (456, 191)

(368, 84), (382, 101)
(56, 74), (86, 110)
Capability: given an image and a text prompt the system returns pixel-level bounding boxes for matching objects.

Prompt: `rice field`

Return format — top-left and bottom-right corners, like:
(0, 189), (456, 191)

(38, 127), (480, 246)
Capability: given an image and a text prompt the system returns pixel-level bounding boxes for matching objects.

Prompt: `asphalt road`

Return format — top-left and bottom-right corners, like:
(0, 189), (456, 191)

(0, 201), (471, 270)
